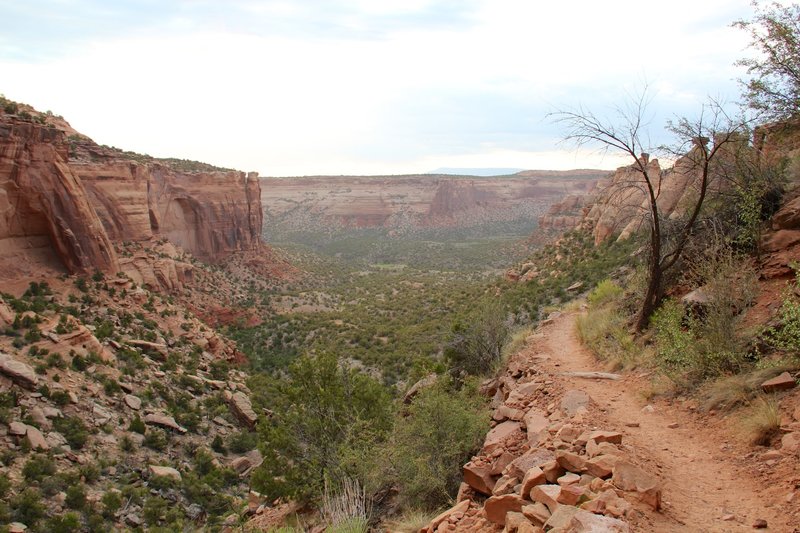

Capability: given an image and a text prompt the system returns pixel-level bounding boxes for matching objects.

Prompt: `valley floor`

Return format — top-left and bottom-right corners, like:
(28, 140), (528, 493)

(524, 311), (798, 532)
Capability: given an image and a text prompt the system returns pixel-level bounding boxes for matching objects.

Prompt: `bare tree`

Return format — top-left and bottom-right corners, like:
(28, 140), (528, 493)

(553, 93), (751, 330)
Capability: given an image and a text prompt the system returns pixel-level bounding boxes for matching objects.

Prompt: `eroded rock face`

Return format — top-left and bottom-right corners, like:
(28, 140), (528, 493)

(0, 118), (118, 276)
(0, 109), (264, 280)
(75, 162), (263, 263)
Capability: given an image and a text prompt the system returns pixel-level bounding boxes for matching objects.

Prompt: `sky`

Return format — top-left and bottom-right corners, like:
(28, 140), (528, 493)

(0, 0), (759, 176)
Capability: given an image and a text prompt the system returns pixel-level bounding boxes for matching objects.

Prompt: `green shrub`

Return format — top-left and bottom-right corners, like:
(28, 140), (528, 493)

(22, 454), (56, 481)
(251, 352), (392, 503)
(587, 279), (624, 307)
(46, 512), (82, 533)
(129, 415), (146, 434)
(143, 428), (169, 451)
(12, 488), (45, 526)
(65, 483), (87, 510)
(101, 490), (122, 518)
(227, 430), (257, 453)
(379, 379), (487, 509)
(54, 416), (89, 449)
(445, 304), (510, 376)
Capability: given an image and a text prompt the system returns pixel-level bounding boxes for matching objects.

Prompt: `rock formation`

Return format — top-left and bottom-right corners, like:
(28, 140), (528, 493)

(260, 171), (605, 234)
(0, 117), (119, 276)
(0, 102), (264, 281)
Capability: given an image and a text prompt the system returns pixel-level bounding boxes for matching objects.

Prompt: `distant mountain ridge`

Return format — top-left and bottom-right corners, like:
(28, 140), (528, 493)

(429, 167), (526, 176)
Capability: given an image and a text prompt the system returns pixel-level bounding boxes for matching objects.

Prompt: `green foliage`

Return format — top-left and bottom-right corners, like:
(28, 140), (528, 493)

(143, 428), (169, 451)
(735, 1), (800, 120)
(379, 379), (488, 509)
(12, 488), (46, 526)
(587, 279), (624, 307)
(445, 303), (510, 376)
(101, 491), (122, 518)
(65, 483), (87, 510)
(577, 280), (638, 367)
(46, 512), (82, 533)
(53, 416), (89, 449)
(129, 414), (146, 434)
(22, 454), (56, 481)
(251, 352), (392, 503)
(764, 269), (800, 353)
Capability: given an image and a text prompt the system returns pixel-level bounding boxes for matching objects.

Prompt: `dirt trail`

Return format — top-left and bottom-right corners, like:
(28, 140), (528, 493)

(526, 311), (793, 532)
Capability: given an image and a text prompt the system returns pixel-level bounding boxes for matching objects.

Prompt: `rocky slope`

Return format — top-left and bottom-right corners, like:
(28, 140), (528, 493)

(260, 171), (605, 235)
(0, 101), (263, 285)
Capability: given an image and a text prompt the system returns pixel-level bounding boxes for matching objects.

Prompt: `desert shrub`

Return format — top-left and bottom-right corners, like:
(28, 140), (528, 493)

(587, 279), (624, 307)
(12, 488), (46, 526)
(578, 279), (638, 367)
(227, 430), (257, 453)
(129, 415), (146, 434)
(144, 495), (168, 526)
(22, 454), (56, 481)
(320, 478), (370, 533)
(65, 483), (87, 510)
(54, 416), (89, 449)
(46, 512), (83, 533)
(445, 303), (510, 376)
(378, 378), (487, 509)
(0, 473), (9, 498)
(251, 352), (392, 503)
(101, 490), (122, 518)
(743, 397), (782, 445)
(764, 269), (800, 354)
(143, 428), (169, 451)
(653, 248), (757, 385)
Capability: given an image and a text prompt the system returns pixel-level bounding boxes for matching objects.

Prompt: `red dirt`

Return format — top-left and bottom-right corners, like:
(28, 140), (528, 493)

(525, 312), (799, 532)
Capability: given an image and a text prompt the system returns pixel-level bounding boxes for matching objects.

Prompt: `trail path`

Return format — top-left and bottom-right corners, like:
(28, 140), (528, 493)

(525, 311), (794, 532)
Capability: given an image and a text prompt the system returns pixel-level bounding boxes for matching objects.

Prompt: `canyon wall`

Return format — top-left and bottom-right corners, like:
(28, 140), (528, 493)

(0, 105), (263, 282)
(260, 171), (606, 235)
(0, 117), (119, 279)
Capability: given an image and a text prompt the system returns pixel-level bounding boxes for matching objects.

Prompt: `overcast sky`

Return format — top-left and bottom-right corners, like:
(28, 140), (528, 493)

(0, 0), (757, 176)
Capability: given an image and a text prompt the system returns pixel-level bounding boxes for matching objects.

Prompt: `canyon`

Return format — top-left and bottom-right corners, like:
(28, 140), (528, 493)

(260, 170), (606, 238)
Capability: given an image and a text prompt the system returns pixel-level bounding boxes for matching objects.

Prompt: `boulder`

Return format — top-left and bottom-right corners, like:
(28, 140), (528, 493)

(585, 455), (620, 479)
(565, 510), (630, 532)
(483, 421), (523, 454)
(148, 465), (182, 481)
(507, 449), (555, 479)
(144, 413), (187, 434)
(422, 499), (470, 533)
(123, 394), (142, 410)
(230, 456), (252, 475)
(588, 430), (623, 445)
(505, 512), (540, 533)
(227, 391), (258, 429)
(25, 425), (49, 451)
(8, 421), (27, 436)
(521, 502), (551, 526)
(580, 489), (632, 519)
(0, 352), (38, 389)
(556, 451), (587, 474)
(544, 505), (579, 530)
(521, 466), (547, 496)
(531, 484), (561, 513)
(484, 494), (525, 525)
(524, 408), (549, 443)
(612, 461), (661, 510)
(463, 461), (496, 495)
(403, 373), (437, 404)
(761, 372), (796, 393)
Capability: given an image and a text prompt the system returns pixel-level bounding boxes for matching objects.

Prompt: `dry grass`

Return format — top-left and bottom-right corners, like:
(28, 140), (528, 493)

(699, 364), (797, 412)
(382, 509), (441, 533)
(742, 396), (782, 446)
(321, 478), (370, 533)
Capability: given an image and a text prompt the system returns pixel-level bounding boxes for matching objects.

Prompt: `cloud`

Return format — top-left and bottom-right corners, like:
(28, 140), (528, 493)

(0, 0), (758, 175)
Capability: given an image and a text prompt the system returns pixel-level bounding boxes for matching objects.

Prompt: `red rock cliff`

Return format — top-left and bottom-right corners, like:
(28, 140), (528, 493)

(0, 103), (264, 280)
(0, 117), (118, 277)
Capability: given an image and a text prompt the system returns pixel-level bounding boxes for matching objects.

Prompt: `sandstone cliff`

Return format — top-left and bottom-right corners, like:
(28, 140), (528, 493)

(0, 102), (264, 283)
(0, 117), (118, 277)
(261, 171), (605, 235)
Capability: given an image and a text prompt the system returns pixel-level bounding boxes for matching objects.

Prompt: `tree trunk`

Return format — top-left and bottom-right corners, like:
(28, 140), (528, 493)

(636, 225), (662, 331)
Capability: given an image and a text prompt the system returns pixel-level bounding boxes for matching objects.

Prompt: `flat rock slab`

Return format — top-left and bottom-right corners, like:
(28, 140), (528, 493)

(561, 390), (591, 416)
(566, 509), (630, 532)
(0, 352), (38, 389)
(761, 372), (796, 393)
(148, 465), (182, 481)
